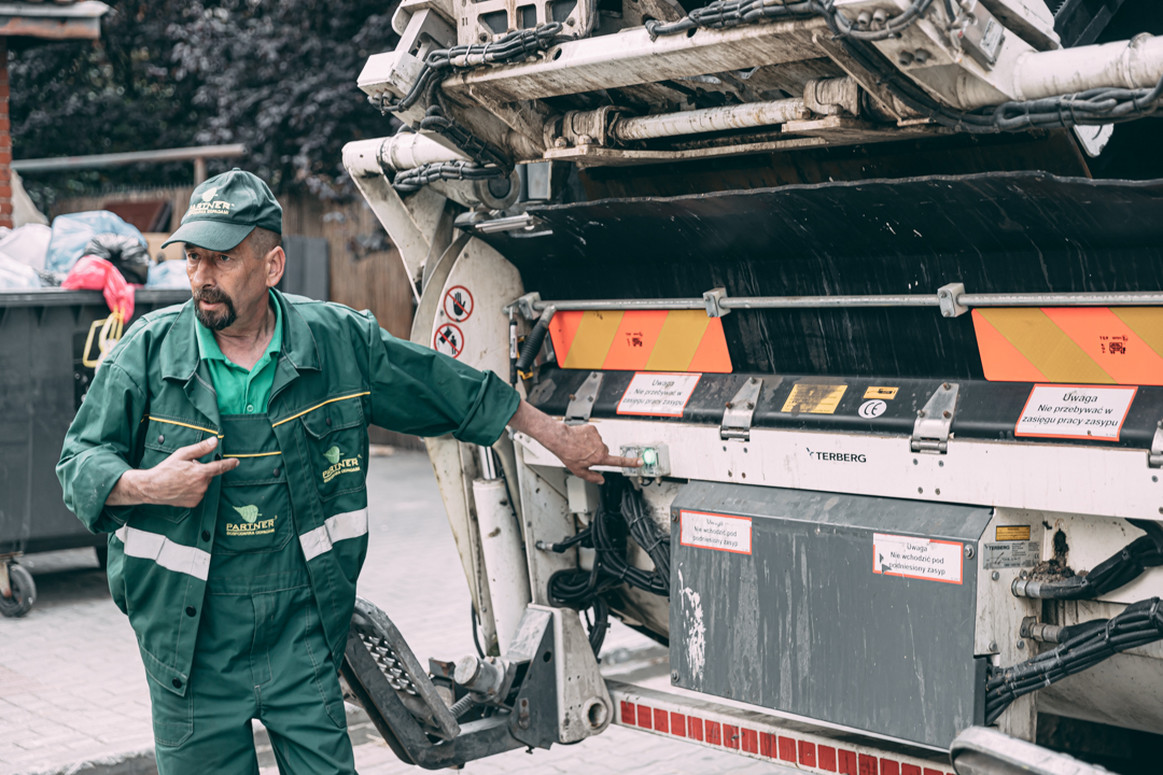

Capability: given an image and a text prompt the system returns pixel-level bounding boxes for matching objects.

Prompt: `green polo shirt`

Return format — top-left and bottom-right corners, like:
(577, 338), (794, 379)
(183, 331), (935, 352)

(194, 291), (283, 415)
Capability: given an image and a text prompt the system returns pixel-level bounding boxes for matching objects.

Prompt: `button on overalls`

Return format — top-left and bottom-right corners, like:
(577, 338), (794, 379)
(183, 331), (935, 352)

(148, 414), (355, 775)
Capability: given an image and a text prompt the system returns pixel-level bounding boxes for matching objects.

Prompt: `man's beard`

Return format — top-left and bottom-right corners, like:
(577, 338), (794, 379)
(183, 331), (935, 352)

(194, 288), (237, 331)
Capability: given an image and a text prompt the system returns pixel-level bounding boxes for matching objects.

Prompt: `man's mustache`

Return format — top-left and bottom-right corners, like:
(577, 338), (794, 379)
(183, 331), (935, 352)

(195, 288), (232, 305)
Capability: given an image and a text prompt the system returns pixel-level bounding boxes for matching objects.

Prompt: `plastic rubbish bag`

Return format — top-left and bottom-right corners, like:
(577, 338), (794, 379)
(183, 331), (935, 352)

(61, 255), (135, 320)
(84, 233), (152, 284)
(0, 223), (52, 271)
(45, 211), (146, 275)
(147, 260), (189, 289)
(0, 253), (44, 290)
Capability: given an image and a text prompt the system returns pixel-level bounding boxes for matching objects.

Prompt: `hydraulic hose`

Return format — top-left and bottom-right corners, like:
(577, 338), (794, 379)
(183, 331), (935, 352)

(515, 307), (555, 377)
(1011, 522), (1163, 600)
(544, 479), (671, 654)
(985, 597), (1163, 724)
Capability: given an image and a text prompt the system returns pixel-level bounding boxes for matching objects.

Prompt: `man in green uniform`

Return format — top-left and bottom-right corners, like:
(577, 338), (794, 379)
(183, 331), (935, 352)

(57, 169), (635, 774)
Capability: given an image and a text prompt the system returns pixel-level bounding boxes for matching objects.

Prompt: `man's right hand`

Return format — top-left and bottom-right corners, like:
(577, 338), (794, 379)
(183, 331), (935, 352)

(106, 437), (239, 507)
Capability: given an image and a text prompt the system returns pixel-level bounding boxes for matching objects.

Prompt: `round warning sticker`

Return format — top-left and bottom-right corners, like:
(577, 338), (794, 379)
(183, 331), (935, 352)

(858, 399), (887, 419)
(433, 323), (464, 358)
(443, 286), (474, 322)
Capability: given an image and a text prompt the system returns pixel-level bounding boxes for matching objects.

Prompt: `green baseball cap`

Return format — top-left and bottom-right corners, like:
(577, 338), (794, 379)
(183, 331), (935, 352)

(162, 169), (282, 252)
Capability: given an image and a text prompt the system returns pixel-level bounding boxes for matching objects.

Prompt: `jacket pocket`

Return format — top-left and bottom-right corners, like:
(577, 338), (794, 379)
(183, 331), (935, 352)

(145, 673), (194, 747)
(138, 418), (216, 523)
(300, 397), (369, 500)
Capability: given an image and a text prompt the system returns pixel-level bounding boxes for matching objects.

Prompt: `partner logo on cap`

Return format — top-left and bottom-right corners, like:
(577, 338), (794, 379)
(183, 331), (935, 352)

(187, 186), (232, 218)
(162, 168), (282, 253)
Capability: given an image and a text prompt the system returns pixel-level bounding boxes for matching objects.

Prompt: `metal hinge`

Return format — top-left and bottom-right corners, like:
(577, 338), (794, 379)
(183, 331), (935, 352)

(565, 372), (603, 426)
(1150, 421), (1163, 468)
(721, 377), (764, 441)
(911, 382), (959, 454)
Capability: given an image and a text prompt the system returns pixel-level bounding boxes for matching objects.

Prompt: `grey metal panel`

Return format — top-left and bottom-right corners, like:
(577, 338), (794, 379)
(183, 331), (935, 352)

(280, 235), (330, 300)
(669, 482), (991, 748)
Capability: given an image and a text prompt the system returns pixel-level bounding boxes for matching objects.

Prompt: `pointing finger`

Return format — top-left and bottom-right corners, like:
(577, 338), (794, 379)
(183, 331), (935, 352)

(171, 436), (219, 461)
(202, 457), (240, 478)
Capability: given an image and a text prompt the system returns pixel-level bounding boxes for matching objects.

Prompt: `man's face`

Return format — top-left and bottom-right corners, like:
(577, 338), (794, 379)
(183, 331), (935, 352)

(185, 235), (274, 331)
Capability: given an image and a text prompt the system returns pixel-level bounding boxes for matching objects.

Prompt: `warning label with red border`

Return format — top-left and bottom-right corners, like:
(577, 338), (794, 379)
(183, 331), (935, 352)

(680, 510), (752, 555)
(617, 373), (701, 417)
(873, 533), (963, 584)
(1014, 384), (1136, 442)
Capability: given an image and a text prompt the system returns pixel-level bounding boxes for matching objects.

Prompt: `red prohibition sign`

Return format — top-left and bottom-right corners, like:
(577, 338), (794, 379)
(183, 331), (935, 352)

(433, 323), (465, 358)
(443, 285), (474, 322)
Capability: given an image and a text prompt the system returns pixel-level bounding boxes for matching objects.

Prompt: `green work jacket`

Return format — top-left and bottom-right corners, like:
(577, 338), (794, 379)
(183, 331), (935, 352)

(57, 290), (519, 698)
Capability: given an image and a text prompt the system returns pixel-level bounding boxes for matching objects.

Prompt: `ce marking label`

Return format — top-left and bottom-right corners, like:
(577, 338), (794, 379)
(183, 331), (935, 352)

(858, 399), (887, 419)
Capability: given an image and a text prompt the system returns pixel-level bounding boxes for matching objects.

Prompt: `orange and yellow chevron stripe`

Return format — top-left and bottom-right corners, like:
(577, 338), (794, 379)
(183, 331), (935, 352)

(973, 307), (1163, 385)
(548, 309), (732, 373)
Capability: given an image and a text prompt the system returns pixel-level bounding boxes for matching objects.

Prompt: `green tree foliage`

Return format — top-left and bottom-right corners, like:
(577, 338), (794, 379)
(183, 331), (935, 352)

(11, 1), (399, 208)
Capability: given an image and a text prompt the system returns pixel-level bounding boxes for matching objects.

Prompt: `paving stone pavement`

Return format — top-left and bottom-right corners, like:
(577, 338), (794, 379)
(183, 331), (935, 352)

(2, 449), (787, 775)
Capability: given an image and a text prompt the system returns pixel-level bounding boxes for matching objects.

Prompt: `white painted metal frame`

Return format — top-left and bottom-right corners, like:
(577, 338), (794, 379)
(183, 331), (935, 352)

(515, 419), (1163, 520)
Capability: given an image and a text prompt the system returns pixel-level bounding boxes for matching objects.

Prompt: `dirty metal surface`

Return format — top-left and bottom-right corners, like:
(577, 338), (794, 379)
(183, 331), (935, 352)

(668, 481), (992, 748)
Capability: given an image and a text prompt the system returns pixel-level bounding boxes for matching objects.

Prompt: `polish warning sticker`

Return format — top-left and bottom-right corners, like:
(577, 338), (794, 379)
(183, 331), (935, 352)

(873, 533), (963, 584)
(1015, 384), (1136, 442)
(617, 372), (701, 417)
(680, 510), (752, 555)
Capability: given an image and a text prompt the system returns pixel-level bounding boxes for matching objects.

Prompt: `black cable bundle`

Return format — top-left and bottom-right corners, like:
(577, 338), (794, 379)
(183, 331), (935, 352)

(643, 0), (1163, 134)
(1017, 525), (1163, 600)
(386, 23), (565, 113)
(646, 0), (934, 42)
(376, 23), (564, 194)
(985, 597), (1163, 724)
(546, 480), (671, 654)
(393, 161), (508, 193)
(836, 36), (1163, 134)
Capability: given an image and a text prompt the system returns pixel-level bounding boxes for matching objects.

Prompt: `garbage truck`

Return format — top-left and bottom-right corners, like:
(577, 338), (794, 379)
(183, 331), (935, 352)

(337, 0), (1163, 771)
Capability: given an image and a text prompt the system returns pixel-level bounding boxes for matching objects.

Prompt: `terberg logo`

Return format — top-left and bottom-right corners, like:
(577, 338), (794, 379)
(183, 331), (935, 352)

(226, 504), (277, 536)
(805, 448), (867, 463)
(321, 446), (361, 483)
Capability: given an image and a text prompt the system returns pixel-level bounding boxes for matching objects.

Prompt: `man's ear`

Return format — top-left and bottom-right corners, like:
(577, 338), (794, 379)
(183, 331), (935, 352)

(265, 246), (286, 288)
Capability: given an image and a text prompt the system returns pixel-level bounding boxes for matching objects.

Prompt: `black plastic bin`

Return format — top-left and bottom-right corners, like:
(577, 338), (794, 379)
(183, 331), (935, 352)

(0, 288), (189, 616)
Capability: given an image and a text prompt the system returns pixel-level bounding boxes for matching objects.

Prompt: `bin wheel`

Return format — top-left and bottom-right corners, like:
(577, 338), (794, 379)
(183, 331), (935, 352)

(0, 563), (36, 618)
(95, 544), (109, 570)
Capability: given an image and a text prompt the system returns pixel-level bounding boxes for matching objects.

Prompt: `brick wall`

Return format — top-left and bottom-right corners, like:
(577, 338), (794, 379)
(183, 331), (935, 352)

(0, 38), (10, 229)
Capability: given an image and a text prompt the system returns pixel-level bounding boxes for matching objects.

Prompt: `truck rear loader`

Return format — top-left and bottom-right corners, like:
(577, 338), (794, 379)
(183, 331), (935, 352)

(337, 1), (1163, 771)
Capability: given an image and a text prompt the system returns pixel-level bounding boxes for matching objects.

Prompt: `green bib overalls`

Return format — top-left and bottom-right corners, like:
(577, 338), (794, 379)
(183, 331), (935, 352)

(148, 413), (355, 775)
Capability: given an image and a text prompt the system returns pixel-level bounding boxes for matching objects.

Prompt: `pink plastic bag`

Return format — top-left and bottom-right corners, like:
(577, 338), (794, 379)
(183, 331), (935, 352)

(61, 255), (135, 320)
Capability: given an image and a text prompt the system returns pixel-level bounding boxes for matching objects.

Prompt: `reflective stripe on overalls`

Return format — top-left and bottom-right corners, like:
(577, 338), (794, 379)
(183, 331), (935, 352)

(147, 413), (355, 775)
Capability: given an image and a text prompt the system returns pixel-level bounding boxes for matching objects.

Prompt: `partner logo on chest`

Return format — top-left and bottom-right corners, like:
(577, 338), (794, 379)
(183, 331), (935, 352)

(225, 504), (277, 536)
(321, 446), (361, 483)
